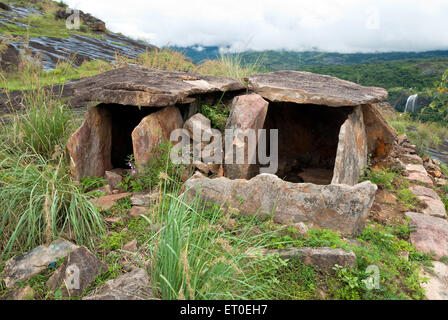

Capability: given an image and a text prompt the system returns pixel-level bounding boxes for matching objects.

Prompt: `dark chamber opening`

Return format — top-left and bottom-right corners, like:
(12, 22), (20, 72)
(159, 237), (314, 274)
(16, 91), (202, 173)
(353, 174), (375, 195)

(262, 102), (352, 184)
(108, 104), (161, 168)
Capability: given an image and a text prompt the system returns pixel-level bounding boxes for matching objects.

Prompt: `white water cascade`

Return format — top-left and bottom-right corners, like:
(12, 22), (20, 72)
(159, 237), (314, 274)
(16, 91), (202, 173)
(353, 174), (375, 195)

(404, 94), (419, 113)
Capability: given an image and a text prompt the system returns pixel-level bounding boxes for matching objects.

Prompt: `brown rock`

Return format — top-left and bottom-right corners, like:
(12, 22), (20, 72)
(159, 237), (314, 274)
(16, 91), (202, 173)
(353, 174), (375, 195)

(72, 66), (245, 107)
(332, 106), (368, 186)
(183, 113), (212, 141)
(246, 70), (387, 107)
(410, 186), (446, 218)
(66, 105), (113, 181)
(90, 193), (132, 211)
(132, 106), (183, 166)
(48, 246), (108, 298)
(11, 286), (34, 300)
(122, 239), (138, 252)
(105, 171), (123, 190)
(183, 173), (377, 236)
(128, 206), (148, 218)
(406, 164), (433, 187)
(406, 212), (448, 259)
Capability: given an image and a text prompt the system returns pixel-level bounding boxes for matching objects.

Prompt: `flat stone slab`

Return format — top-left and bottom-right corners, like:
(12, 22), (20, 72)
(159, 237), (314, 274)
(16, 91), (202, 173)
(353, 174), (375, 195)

(246, 70), (388, 107)
(90, 193), (132, 211)
(83, 268), (154, 300)
(406, 212), (448, 259)
(183, 173), (377, 236)
(2, 240), (78, 288)
(406, 164), (433, 187)
(421, 261), (448, 300)
(248, 247), (356, 273)
(72, 66), (245, 107)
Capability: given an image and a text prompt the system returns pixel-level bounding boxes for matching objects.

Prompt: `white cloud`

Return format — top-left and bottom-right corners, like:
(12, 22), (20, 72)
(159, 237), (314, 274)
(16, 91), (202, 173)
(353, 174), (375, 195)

(65, 0), (448, 52)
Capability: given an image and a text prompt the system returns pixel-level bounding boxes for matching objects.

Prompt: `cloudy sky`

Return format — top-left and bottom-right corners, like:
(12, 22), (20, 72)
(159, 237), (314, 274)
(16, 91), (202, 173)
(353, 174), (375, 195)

(65, 0), (448, 53)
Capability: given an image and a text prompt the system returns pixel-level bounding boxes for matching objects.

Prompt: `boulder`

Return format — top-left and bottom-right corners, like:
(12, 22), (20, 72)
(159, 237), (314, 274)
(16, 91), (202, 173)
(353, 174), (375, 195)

(421, 261), (448, 300)
(183, 173), (377, 236)
(361, 104), (397, 158)
(248, 247), (356, 273)
(2, 240), (78, 288)
(405, 164), (433, 187)
(90, 192), (132, 211)
(48, 246), (108, 298)
(66, 105), (113, 181)
(410, 186), (446, 218)
(406, 212), (448, 259)
(131, 106), (183, 166)
(246, 70), (387, 107)
(332, 106), (368, 186)
(72, 66), (245, 107)
(183, 113), (212, 141)
(105, 171), (123, 190)
(82, 268), (154, 300)
(224, 94), (269, 179)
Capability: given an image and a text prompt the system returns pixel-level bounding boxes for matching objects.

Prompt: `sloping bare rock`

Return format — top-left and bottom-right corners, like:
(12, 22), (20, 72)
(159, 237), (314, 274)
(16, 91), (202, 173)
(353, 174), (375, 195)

(183, 173), (377, 236)
(410, 186), (447, 218)
(66, 105), (113, 181)
(246, 70), (387, 107)
(183, 113), (212, 141)
(71, 66), (245, 107)
(362, 104), (397, 158)
(82, 268), (154, 300)
(406, 212), (448, 259)
(2, 240), (78, 288)
(48, 246), (108, 298)
(249, 247), (356, 273)
(224, 94), (269, 179)
(332, 106), (367, 186)
(131, 106), (183, 166)
(90, 193), (132, 211)
(421, 261), (448, 300)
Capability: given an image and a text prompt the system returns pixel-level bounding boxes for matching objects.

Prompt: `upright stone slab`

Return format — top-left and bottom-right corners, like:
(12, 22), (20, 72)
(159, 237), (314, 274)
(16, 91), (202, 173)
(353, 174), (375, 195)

(131, 106), (183, 166)
(66, 105), (113, 181)
(332, 106), (368, 186)
(224, 94), (269, 179)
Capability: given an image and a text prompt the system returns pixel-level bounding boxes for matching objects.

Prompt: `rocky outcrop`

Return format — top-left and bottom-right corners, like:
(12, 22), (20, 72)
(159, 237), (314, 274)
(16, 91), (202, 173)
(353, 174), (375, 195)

(2, 240), (78, 288)
(248, 247), (356, 273)
(48, 246), (108, 298)
(72, 66), (245, 107)
(224, 94), (269, 179)
(183, 173), (377, 236)
(332, 106), (368, 185)
(246, 70), (388, 107)
(55, 9), (106, 32)
(82, 268), (154, 300)
(406, 212), (448, 259)
(132, 106), (183, 166)
(66, 105), (113, 181)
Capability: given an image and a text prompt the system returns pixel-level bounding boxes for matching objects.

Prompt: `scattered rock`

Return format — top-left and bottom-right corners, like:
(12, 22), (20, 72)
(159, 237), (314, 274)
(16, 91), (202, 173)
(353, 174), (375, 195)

(183, 113), (212, 141)
(48, 246), (108, 298)
(82, 268), (154, 300)
(410, 186), (440, 200)
(400, 153), (423, 165)
(405, 164), (433, 187)
(105, 216), (123, 224)
(224, 93), (269, 179)
(421, 261), (448, 300)
(183, 173), (377, 236)
(397, 134), (408, 146)
(105, 171), (123, 190)
(132, 106), (183, 166)
(246, 70), (387, 107)
(406, 212), (448, 259)
(2, 240), (78, 288)
(90, 193), (132, 211)
(92, 184), (113, 196)
(435, 178), (448, 188)
(410, 186), (446, 218)
(128, 206), (149, 218)
(122, 240), (138, 252)
(249, 247), (356, 273)
(332, 106), (368, 186)
(130, 192), (151, 206)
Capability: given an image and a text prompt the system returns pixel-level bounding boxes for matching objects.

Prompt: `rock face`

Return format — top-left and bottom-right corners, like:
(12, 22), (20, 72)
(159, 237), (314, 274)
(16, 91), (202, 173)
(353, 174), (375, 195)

(2, 240), (78, 288)
(421, 261), (448, 300)
(132, 106), (183, 166)
(332, 106), (368, 186)
(224, 94), (269, 179)
(184, 173), (377, 236)
(82, 268), (154, 300)
(362, 104), (397, 158)
(66, 105), (113, 181)
(250, 247), (356, 273)
(246, 70), (388, 107)
(48, 246), (108, 298)
(72, 66), (245, 107)
(406, 212), (448, 259)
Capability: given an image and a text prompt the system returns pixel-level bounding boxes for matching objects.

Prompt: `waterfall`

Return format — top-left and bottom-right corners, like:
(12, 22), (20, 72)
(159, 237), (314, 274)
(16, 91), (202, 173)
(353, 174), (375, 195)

(404, 94), (419, 113)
